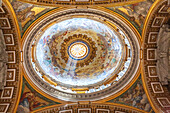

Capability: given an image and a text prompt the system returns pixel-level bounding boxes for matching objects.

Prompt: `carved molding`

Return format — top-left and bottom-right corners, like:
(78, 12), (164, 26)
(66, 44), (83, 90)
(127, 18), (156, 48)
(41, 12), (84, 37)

(17, 0), (145, 7)
(33, 103), (145, 113)
(0, 26), (8, 90)
(0, 1), (21, 113)
(142, 0), (170, 113)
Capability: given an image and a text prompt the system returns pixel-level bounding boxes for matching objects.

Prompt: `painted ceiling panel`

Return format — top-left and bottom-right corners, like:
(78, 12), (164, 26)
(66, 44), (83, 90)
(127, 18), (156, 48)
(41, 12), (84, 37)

(0, 0), (169, 113)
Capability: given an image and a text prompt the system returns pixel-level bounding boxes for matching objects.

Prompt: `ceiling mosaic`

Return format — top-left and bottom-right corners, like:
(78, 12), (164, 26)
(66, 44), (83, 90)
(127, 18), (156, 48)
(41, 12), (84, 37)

(10, 0), (55, 36)
(1, 0), (169, 113)
(17, 77), (61, 113)
(107, 0), (155, 34)
(34, 18), (125, 87)
(107, 75), (155, 113)
(9, 0), (155, 36)
(22, 8), (140, 101)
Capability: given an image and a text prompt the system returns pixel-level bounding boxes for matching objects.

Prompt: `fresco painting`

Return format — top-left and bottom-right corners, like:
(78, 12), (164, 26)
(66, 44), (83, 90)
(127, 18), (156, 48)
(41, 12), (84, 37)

(17, 78), (61, 113)
(10, 0), (155, 36)
(107, 75), (155, 113)
(34, 18), (129, 86)
(107, 0), (155, 32)
(10, 0), (54, 36)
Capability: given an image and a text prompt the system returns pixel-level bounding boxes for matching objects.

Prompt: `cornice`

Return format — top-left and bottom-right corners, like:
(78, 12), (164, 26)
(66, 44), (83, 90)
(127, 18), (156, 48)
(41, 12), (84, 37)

(17, 0), (145, 7)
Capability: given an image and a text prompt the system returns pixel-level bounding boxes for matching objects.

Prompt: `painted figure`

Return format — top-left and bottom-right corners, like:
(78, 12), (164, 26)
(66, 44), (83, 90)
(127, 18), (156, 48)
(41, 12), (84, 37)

(17, 92), (46, 113)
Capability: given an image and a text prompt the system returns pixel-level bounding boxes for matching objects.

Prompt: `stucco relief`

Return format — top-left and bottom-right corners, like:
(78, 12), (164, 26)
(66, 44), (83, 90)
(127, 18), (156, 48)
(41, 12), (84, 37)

(0, 26), (8, 90)
(156, 24), (170, 85)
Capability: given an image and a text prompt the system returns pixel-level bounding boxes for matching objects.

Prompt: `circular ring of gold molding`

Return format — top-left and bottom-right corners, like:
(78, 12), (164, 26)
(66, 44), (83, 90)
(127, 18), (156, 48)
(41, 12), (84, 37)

(17, 0), (145, 7)
(33, 103), (147, 113)
(60, 34), (97, 67)
(69, 42), (89, 59)
(22, 8), (141, 101)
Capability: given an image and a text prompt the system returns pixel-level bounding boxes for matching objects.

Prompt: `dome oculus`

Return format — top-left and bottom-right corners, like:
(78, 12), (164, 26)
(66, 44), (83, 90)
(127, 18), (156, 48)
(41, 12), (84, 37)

(68, 41), (89, 60)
